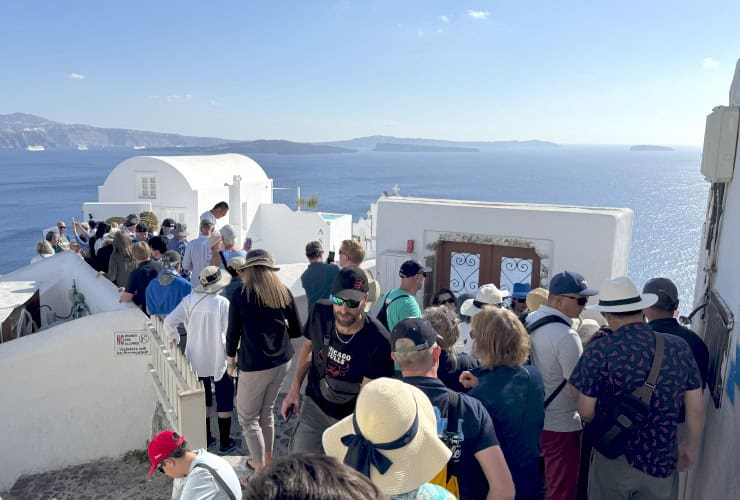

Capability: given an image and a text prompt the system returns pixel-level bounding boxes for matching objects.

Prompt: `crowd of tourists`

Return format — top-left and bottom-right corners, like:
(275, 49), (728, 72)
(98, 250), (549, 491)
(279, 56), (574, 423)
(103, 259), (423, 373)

(37, 207), (709, 500)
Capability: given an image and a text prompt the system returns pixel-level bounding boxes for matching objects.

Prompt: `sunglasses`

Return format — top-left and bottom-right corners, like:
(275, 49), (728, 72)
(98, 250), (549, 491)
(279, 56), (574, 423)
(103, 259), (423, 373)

(330, 295), (362, 309)
(513, 298), (527, 303)
(438, 297), (456, 305)
(58, 226), (66, 229)
(563, 296), (588, 306)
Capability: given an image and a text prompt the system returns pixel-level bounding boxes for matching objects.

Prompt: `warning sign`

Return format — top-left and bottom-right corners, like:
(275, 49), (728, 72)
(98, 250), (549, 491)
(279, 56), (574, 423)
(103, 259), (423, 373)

(114, 330), (151, 356)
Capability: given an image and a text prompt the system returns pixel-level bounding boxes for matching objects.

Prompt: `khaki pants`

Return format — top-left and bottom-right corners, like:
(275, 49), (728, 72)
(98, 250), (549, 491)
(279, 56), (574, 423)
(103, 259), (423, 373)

(236, 361), (290, 464)
(589, 451), (678, 500)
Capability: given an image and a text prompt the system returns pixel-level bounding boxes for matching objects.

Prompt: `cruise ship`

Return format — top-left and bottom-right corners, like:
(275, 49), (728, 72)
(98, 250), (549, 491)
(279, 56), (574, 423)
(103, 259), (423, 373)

(24, 145), (44, 151)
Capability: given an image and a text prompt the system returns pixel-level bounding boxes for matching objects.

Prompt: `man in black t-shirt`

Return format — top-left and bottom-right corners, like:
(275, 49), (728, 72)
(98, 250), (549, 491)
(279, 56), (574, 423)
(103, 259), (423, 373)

(282, 266), (394, 454)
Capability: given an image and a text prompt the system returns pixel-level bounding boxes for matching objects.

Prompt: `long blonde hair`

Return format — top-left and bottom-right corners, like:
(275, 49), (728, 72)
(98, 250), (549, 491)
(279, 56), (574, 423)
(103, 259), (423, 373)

(240, 265), (292, 309)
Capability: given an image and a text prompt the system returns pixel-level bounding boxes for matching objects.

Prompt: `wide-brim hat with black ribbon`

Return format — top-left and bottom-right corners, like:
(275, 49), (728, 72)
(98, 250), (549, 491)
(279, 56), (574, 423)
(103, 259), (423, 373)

(460, 283), (510, 317)
(194, 265), (232, 293)
(322, 377), (450, 496)
(238, 249), (280, 271)
(586, 276), (658, 313)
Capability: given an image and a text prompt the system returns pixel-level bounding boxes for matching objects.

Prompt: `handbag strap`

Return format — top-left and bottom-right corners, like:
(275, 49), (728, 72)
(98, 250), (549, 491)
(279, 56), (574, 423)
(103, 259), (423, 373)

(632, 332), (665, 405)
(193, 462), (237, 500)
(545, 379), (568, 409)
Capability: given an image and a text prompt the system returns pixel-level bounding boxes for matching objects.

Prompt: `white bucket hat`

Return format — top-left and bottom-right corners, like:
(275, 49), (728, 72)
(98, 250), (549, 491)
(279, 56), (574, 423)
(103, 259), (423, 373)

(194, 265), (232, 293)
(460, 283), (510, 317)
(586, 276), (658, 313)
(322, 377), (451, 496)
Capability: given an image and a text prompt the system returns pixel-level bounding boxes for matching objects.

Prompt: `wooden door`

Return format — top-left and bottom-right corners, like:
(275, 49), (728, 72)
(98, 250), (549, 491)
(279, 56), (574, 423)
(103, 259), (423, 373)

(436, 241), (540, 298)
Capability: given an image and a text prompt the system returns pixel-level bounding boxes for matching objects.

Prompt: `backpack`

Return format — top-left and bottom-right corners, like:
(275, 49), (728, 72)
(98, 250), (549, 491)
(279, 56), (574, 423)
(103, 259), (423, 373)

(584, 332), (665, 459)
(526, 315), (571, 408)
(429, 390), (463, 498)
(375, 292), (408, 331)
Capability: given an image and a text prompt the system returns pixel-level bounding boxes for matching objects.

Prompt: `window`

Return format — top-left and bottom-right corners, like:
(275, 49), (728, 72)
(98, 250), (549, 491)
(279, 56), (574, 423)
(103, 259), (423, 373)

(137, 174), (157, 199)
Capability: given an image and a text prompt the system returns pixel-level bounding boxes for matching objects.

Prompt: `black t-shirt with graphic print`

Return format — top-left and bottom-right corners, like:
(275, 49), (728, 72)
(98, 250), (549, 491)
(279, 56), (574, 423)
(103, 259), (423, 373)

(304, 300), (394, 420)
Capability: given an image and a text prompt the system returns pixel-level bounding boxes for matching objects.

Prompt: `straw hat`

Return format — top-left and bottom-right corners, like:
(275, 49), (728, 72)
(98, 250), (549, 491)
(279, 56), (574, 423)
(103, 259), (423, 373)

(238, 249), (280, 271)
(322, 378), (450, 496)
(194, 266), (231, 293)
(586, 276), (658, 313)
(526, 287), (549, 312)
(460, 283), (510, 317)
(102, 227), (120, 242)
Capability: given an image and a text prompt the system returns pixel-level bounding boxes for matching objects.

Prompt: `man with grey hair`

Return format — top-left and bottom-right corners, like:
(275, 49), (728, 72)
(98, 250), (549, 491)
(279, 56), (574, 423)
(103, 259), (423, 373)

(392, 317), (515, 500)
(183, 219), (215, 286)
(216, 224), (246, 268)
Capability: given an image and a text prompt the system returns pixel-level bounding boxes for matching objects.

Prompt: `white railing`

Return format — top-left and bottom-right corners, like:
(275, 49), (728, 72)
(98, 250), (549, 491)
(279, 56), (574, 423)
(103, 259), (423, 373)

(147, 316), (206, 449)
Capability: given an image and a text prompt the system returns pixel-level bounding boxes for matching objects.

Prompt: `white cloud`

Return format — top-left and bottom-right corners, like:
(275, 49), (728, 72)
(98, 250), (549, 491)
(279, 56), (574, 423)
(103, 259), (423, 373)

(439, 15), (449, 23)
(417, 29), (424, 38)
(67, 73), (85, 80)
(209, 100), (221, 106)
(703, 57), (719, 69)
(467, 10), (490, 20)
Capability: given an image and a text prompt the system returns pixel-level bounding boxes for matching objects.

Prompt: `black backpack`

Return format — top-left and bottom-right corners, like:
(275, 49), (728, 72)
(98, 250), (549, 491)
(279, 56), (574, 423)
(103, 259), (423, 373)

(375, 292), (408, 331)
(526, 315), (571, 408)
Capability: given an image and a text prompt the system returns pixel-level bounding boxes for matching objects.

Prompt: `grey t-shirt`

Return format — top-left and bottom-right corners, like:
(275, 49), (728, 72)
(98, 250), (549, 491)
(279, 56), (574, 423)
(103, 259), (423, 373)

(173, 449), (242, 500)
(527, 305), (583, 432)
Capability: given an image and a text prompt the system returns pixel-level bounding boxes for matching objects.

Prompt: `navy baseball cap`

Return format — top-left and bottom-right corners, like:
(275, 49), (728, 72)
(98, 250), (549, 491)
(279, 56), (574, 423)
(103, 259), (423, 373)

(642, 277), (679, 311)
(549, 271), (599, 296)
(399, 259), (431, 278)
(331, 267), (369, 301)
(390, 318), (442, 352)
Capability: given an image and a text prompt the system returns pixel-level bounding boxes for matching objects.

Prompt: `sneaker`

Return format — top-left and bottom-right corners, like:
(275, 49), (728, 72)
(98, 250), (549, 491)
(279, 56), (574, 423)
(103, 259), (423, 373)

(218, 439), (238, 456)
(207, 436), (217, 450)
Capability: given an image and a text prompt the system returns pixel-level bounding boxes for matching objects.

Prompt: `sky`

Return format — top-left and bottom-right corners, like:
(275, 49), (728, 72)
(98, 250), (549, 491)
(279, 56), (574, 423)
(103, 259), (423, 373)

(1, 1), (738, 145)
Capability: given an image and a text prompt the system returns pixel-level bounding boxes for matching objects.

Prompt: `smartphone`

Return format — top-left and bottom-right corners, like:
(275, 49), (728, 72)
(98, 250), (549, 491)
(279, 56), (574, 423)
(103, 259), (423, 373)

(284, 403), (296, 421)
(327, 251), (335, 264)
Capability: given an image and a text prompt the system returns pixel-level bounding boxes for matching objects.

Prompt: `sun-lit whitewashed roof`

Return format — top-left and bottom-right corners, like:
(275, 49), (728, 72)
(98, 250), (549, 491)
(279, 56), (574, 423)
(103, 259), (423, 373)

(112, 153), (268, 191)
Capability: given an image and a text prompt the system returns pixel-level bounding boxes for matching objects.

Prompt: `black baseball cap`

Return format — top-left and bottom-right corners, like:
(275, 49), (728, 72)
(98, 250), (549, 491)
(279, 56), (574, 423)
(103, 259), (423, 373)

(390, 318), (442, 352)
(162, 218), (176, 228)
(399, 259), (431, 278)
(135, 223), (149, 233)
(642, 278), (679, 311)
(331, 267), (369, 301)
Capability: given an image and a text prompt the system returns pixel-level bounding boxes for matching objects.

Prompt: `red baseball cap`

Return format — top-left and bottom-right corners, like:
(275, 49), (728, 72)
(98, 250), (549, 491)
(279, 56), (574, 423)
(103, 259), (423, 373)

(147, 430), (185, 476)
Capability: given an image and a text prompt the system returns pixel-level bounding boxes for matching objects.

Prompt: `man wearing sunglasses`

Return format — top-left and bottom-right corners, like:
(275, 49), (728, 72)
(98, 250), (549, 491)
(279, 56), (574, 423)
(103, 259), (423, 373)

(526, 270), (598, 500)
(282, 267), (394, 454)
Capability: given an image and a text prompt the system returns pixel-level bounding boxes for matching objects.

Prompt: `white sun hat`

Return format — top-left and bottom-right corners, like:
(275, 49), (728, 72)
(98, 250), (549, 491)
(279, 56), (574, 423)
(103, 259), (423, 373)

(322, 377), (451, 496)
(586, 276), (658, 313)
(460, 283), (510, 317)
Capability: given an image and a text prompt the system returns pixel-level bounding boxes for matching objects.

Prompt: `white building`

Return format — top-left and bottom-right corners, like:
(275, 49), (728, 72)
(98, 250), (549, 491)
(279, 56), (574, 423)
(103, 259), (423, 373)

(683, 59), (740, 500)
(83, 153), (273, 236)
(374, 196), (632, 310)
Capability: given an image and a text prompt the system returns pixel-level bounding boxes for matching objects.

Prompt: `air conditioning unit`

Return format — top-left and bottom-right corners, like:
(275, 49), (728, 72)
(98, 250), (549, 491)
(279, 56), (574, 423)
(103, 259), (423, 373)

(701, 106), (739, 183)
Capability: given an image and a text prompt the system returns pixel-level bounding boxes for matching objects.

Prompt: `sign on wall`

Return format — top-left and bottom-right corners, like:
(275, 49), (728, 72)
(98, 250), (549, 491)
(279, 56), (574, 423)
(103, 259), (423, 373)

(114, 330), (150, 356)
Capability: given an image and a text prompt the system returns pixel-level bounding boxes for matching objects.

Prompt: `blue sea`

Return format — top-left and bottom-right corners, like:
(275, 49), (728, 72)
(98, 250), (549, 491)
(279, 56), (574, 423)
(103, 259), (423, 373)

(0, 146), (707, 312)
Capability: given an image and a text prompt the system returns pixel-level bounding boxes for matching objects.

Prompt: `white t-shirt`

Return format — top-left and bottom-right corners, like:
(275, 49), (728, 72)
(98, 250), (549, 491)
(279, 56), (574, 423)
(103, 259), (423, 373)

(183, 236), (211, 286)
(173, 449), (242, 500)
(164, 292), (230, 380)
(527, 305), (584, 432)
(199, 210), (218, 226)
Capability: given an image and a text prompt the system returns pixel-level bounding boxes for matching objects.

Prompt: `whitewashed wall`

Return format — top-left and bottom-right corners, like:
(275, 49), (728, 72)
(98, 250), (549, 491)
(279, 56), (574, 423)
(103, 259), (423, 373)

(375, 197), (632, 306)
(0, 308), (154, 491)
(246, 204), (352, 264)
(684, 120), (740, 500)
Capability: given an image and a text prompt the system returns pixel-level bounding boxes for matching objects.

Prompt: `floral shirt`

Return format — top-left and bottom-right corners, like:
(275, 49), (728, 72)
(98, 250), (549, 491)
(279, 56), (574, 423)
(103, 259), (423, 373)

(388, 483), (456, 500)
(570, 322), (702, 478)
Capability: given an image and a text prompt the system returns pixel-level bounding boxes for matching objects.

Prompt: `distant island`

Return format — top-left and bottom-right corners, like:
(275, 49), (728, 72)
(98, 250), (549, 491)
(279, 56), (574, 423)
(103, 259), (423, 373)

(154, 140), (355, 155)
(0, 113), (229, 149)
(373, 142), (478, 153)
(0, 112), (559, 153)
(630, 145), (675, 152)
(320, 135), (558, 150)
